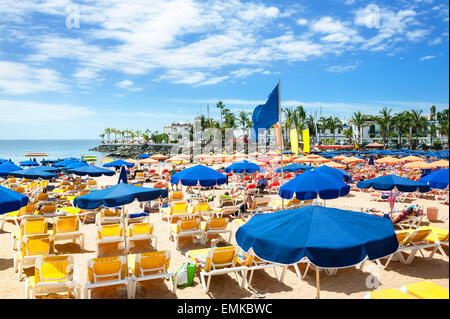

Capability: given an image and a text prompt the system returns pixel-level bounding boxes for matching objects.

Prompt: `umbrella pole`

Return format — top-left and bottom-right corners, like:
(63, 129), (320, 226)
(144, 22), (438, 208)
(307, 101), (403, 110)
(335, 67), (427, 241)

(316, 266), (320, 299)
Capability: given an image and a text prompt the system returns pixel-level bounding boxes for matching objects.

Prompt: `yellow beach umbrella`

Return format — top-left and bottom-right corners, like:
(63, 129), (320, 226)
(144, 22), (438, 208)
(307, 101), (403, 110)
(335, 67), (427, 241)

(139, 158), (158, 164)
(342, 157), (365, 164)
(404, 161), (435, 169)
(401, 156), (424, 162)
(151, 154), (168, 160)
(324, 161), (346, 169)
(375, 156), (402, 164)
(430, 160), (449, 168)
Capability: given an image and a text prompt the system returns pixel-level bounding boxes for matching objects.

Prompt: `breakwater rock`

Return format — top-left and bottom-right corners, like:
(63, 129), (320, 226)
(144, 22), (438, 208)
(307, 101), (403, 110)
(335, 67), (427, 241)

(90, 143), (176, 158)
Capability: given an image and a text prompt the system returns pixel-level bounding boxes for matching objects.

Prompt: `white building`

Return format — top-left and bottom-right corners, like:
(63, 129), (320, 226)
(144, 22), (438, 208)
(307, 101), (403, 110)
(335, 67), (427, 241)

(163, 122), (192, 141)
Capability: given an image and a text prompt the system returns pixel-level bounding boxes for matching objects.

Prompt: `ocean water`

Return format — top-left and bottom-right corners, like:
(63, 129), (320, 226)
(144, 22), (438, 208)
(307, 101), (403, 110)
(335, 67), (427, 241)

(0, 139), (105, 165)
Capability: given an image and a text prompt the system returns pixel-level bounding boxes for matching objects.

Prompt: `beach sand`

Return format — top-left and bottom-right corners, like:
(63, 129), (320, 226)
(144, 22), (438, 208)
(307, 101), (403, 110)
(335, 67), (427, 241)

(1, 171), (448, 299)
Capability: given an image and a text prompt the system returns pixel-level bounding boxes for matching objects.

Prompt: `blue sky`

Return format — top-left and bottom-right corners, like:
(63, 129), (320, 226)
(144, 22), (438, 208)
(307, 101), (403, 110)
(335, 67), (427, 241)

(0, 0), (448, 139)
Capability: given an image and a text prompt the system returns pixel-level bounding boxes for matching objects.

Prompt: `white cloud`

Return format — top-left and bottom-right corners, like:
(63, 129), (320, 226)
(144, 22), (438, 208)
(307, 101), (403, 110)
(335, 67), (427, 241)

(0, 99), (94, 123)
(115, 80), (143, 91)
(326, 62), (360, 72)
(406, 29), (430, 41)
(297, 18), (308, 26)
(419, 55), (435, 61)
(0, 60), (68, 94)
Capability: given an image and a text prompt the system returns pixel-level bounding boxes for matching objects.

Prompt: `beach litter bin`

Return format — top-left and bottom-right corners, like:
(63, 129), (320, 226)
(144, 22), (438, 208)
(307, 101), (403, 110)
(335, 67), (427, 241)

(175, 262), (196, 287)
(427, 207), (439, 222)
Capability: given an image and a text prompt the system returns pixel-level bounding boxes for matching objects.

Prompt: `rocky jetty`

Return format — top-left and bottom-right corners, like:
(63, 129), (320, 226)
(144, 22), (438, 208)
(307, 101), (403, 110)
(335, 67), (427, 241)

(90, 143), (176, 158)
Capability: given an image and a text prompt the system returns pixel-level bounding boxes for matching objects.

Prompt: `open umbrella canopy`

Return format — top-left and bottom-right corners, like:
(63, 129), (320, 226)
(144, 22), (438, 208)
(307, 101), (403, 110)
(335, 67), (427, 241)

(314, 165), (351, 182)
(9, 167), (57, 180)
(53, 159), (82, 168)
(279, 169), (350, 200)
(137, 154), (150, 159)
(20, 160), (39, 167)
(68, 165), (115, 177)
(73, 183), (168, 209)
(103, 160), (134, 168)
(64, 161), (90, 170)
(235, 205), (399, 267)
(224, 160), (264, 174)
(357, 175), (430, 193)
(274, 163), (313, 173)
(418, 168), (449, 190)
(31, 166), (61, 172)
(117, 166), (128, 184)
(0, 162), (23, 177)
(0, 185), (29, 214)
(170, 164), (227, 187)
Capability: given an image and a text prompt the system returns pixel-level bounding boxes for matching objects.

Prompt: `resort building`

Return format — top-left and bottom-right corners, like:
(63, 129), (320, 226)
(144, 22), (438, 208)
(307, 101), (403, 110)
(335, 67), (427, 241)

(163, 122), (192, 142)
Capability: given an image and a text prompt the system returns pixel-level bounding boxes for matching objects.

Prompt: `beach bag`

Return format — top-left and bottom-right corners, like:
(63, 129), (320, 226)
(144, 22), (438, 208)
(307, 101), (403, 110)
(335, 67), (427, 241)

(175, 262), (196, 287)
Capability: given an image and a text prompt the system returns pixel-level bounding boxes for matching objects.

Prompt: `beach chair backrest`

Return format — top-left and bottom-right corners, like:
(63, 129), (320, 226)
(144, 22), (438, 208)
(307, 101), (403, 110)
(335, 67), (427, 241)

(205, 246), (238, 272)
(88, 179), (97, 186)
(21, 217), (47, 237)
(172, 201), (187, 214)
(88, 256), (127, 283)
(40, 205), (56, 214)
(35, 255), (73, 283)
(103, 208), (121, 218)
(177, 218), (199, 233)
(205, 218), (228, 231)
(129, 222), (153, 236)
(98, 224), (123, 239)
(21, 234), (51, 258)
(20, 203), (36, 214)
(36, 193), (48, 201)
(170, 191), (184, 201)
(65, 185), (74, 191)
(396, 231), (410, 246)
(197, 202), (210, 213)
(54, 215), (79, 234)
(16, 186), (25, 193)
(135, 251), (170, 277)
(409, 229), (432, 244)
(255, 197), (270, 207)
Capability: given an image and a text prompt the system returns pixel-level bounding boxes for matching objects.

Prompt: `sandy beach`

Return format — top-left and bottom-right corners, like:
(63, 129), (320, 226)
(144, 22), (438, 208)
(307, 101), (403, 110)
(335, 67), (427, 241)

(1, 169), (448, 300)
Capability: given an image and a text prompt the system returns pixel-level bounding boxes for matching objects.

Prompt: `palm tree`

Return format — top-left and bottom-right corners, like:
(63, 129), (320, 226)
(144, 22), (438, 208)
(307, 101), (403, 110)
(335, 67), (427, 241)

(120, 130), (126, 144)
(430, 105), (437, 146)
(410, 109), (429, 148)
(350, 111), (367, 143)
(375, 107), (392, 147)
(327, 116), (342, 142)
(216, 101), (225, 125)
(136, 130), (143, 144)
(343, 126), (353, 144)
(222, 110), (237, 129)
(294, 105), (307, 132)
(99, 133), (105, 144)
(104, 128), (111, 143)
(237, 110), (250, 129)
(437, 109), (449, 139)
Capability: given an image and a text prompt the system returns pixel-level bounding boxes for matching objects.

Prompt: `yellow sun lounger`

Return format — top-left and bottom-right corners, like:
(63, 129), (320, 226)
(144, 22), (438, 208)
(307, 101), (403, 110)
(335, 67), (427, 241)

(200, 218), (232, 244)
(96, 224), (125, 255)
(186, 246), (247, 292)
(52, 215), (84, 250)
(14, 234), (53, 281)
(128, 251), (176, 298)
(419, 226), (449, 259)
(169, 218), (202, 250)
(400, 281), (449, 299)
(25, 255), (80, 299)
(364, 288), (416, 299)
(12, 216), (48, 251)
(84, 256), (132, 299)
(127, 222), (157, 251)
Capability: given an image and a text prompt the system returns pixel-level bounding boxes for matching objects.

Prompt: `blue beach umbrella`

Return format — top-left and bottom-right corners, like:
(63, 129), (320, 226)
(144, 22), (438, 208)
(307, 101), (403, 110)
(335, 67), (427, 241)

(313, 165), (351, 182)
(278, 169), (350, 200)
(20, 160), (39, 167)
(235, 205), (399, 298)
(418, 168), (449, 190)
(9, 168), (58, 180)
(224, 160), (264, 174)
(0, 185), (29, 214)
(118, 166), (128, 184)
(68, 165), (115, 177)
(357, 175), (430, 212)
(170, 164), (227, 187)
(137, 154), (151, 159)
(31, 166), (61, 173)
(64, 161), (89, 170)
(53, 159), (81, 168)
(103, 160), (134, 168)
(0, 162), (23, 177)
(274, 163), (313, 173)
(357, 175), (430, 193)
(74, 184), (168, 210)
